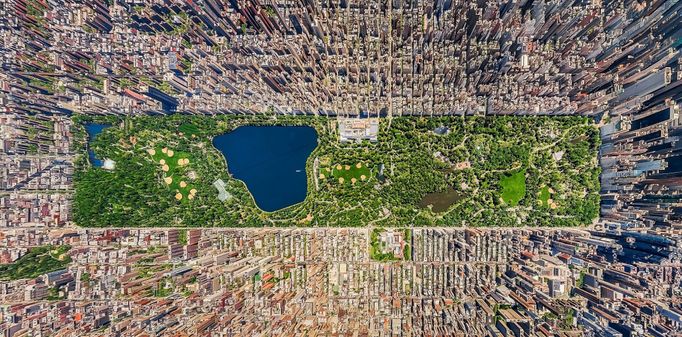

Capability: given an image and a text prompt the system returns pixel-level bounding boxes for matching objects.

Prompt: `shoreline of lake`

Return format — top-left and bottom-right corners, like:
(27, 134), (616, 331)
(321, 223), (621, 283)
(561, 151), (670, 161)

(212, 125), (318, 212)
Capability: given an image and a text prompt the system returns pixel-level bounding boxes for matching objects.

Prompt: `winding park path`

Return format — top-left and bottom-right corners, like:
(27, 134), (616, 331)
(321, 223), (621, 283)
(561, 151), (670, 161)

(70, 116), (598, 229)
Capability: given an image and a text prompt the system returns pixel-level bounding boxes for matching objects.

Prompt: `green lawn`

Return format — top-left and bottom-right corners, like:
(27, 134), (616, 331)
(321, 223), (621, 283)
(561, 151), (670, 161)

(326, 163), (371, 184)
(539, 185), (551, 207)
(148, 146), (196, 202)
(500, 170), (526, 206)
(178, 123), (200, 136)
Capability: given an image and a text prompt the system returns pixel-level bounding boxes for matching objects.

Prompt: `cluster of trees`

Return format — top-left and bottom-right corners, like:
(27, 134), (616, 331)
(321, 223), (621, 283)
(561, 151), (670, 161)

(369, 117), (600, 227)
(369, 228), (399, 261)
(73, 114), (328, 227)
(0, 245), (71, 281)
(72, 114), (601, 228)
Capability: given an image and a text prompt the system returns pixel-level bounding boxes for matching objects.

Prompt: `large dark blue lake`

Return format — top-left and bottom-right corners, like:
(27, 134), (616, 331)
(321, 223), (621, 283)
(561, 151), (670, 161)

(213, 126), (318, 212)
(84, 124), (110, 168)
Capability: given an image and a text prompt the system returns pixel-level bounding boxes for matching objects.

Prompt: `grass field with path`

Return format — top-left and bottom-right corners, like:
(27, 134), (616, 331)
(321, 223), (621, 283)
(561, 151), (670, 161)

(325, 162), (372, 184)
(500, 170), (526, 206)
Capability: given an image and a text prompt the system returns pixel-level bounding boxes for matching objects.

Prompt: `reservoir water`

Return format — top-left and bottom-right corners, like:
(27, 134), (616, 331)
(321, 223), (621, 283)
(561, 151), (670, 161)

(213, 126), (318, 212)
(84, 124), (109, 168)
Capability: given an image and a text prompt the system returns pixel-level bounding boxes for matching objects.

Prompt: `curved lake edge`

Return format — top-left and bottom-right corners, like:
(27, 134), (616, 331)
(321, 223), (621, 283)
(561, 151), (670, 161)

(84, 123), (111, 168)
(210, 137), (318, 215)
(212, 125), (320, 213)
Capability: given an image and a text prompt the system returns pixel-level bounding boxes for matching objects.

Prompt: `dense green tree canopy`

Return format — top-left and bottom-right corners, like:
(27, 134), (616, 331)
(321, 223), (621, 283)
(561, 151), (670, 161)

(73, 114), (600, 227)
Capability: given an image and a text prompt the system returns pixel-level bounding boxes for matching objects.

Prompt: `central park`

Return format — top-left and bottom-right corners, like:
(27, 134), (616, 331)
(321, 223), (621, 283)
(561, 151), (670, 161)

(73, 114), (601, 228)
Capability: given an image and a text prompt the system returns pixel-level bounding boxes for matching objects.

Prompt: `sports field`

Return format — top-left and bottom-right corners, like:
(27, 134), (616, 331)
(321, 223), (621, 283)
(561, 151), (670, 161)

(322, 162), (371, 184)
(147, 146), (197, 201)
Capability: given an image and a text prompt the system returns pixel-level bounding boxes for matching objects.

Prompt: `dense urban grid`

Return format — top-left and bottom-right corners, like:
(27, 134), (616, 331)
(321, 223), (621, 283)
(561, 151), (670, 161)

(1, 0), (682, 336)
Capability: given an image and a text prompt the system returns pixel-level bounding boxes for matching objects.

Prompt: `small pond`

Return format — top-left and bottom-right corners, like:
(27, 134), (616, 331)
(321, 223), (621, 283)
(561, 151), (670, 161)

(418, 187), (464, 213)
(84, 124), (110, 168)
